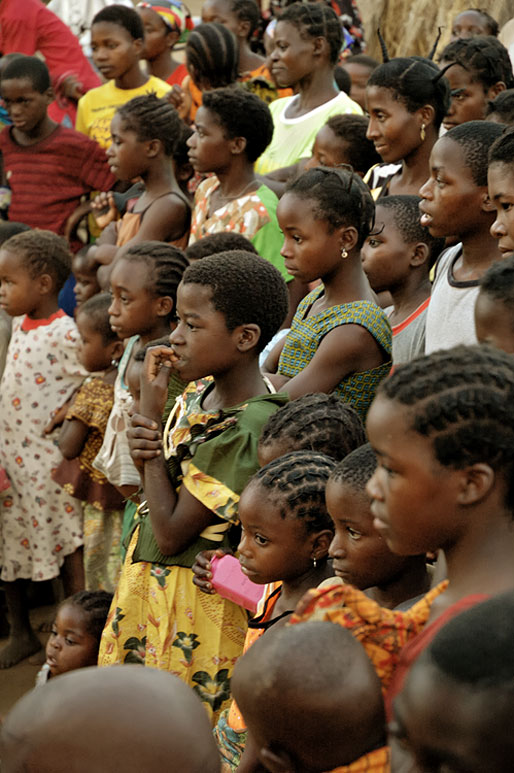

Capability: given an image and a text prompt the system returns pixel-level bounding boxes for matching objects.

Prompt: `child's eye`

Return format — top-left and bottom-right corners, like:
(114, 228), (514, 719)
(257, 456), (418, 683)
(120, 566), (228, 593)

(292, 234), (303, 244)
(120, 295), (130, 304)
(501, 202), (514, 212)
(254, 534), (268, 546)
(50, 627), (58, 637)
(435, 176), (445, 188)
(346, 527), (362, 541)
(367, 238), (381, 248)
(65, 637), (76, 646)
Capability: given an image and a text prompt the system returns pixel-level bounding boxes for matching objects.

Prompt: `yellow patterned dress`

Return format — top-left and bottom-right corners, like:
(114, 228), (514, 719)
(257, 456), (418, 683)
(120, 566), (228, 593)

(98, 380), (287, 723)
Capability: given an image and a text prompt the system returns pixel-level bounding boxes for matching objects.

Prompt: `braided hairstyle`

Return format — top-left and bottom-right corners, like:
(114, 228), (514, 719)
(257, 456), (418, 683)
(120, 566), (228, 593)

(330, 442), (376, 491)
(279, 3), (342, 66)
(186, 23), (238, 89)
(368, 57), (450, 130)
(376, 345), (514, 511)
(117, 94), (183, 157)
(440, 37), (514, 90)
(258, 393), (365, 462)
(286, 166), (375, 248)
(3, 229), (71, 292)
(62, 590), (114, 649)
(122, 241), (188, 321)
(77, 293), (118, 345)
(251, 450), (335, 534)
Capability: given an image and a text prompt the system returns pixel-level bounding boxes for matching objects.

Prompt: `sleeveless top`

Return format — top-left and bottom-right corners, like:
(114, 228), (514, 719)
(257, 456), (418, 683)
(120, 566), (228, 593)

(278, 286), (392, 418)
(115, 190), (191, 249)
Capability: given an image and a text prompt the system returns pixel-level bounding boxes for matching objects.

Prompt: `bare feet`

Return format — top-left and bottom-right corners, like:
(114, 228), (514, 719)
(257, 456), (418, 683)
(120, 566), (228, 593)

(0, 632), (42, 669)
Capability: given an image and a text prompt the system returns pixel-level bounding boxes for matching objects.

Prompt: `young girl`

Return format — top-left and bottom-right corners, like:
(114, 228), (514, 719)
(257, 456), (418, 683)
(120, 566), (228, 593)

(98, 251), (289, 724)
(187, 86), (290, 286)
(254, 2), (361, 176)
(0, 230), (87, 668)
(53, 294), (125, 592)
(264, 167), (392, 419)
(36, 590), (113, 684)
(214, 450), (337, 771)
(137, 0), (193, 86)
(71, 248), (101, 308)
(365, 56), (450, 198)
(88, 94), (191, 281)
(439, 36), (513, 130)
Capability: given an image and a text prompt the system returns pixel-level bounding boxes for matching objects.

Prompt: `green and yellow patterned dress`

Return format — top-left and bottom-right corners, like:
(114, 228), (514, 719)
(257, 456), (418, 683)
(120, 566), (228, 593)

(277, 286), (392, 419)
(98, 379), (287, 724)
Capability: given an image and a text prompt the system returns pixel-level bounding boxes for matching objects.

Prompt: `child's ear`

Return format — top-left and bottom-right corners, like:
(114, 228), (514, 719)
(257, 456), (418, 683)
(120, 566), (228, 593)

(410, 242), (430, 268)
(487, 81), (506, 100)
(155, 295), (173, 318)
(236, 323), (261, 352)
(133, 37), (145, 59)
(259, 745), (295, 773)
(311, 529), (334, 563)
(481, 191), (495, 213)
(109, 339), (124, 363)
(230, 135), (247, 156)
(456, 463), (495, 506)
(146, 138), (161, 159)
(38, 273), (54, 296)
(339, 225), (359, 255)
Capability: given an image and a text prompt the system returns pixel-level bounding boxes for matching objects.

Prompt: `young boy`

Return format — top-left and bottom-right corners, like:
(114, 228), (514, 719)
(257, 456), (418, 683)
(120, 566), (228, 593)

(475, 256), (514, 354)
(419, 120), (504, 353)
(75, 4), (170, 149)
(392, 593), (514, 773)
(361, 195), (444, 364)
(0, 56), (114, 253)
(232, 621), (389, 773)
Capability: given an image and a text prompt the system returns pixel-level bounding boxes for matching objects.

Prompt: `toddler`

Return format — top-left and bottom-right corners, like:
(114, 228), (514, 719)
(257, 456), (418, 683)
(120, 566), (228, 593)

(0, 230), (86, 668)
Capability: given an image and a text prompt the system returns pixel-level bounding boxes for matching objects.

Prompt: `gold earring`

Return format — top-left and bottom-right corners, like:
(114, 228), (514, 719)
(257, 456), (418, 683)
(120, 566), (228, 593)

(341, 246), (348, 259)
(420, 123), (426, 142)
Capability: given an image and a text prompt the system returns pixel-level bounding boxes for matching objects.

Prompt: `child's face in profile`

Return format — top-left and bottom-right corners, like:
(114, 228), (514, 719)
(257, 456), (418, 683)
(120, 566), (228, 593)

(474, 291), (514, 354)
(0, 248), (41, 317)
(45, 603), (98, 678)
(1, 76), (51, 135)
(72, 255), (100, 307)
(305, 125), (350, 171)
(326, 477), (408, 590)
(76, 312), (112, 373)
(488, 162), (514, 259)
(440, 63), (491, 131)
(361, 205), (414, 293)
(419, 136), (484, 240)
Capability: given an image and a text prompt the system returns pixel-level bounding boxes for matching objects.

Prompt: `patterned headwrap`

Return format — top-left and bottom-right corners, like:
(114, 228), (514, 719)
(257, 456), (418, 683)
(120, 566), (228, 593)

(138, 0), (194, 42)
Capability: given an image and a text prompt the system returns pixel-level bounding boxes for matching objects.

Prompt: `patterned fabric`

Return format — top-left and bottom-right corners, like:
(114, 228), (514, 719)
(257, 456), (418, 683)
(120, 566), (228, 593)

(137, 0), (193, 41)
(331, 746), (390, 772)
(290, 581), (448, 696)
(0, 312), (86, 582)
(278, 286), (392, 418)
(98, 381), (287, 723)
(189, 177), (290, 281)
(83, 503), (123, 592)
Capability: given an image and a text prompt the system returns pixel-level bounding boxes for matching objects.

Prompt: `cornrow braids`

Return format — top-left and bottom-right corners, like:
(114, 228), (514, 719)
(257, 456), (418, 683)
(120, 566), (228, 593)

(279, 3), (342, 66)
(77, 293), (119, 345)
(368, 57), (451, 130)
(252, 450), (335, 534)
(122, 241), (188, 319)
(258, 393), (365, 461)
(330, 442), (376, 490)
(376, 345), (514, 511)
(117, 94), (183, 157)
(63, 590), (114, 646)
(286, 166), (375, 248)
(440, 36), (514, 90)
(186, 23), (238, 90)
(3, 229), (71, 292)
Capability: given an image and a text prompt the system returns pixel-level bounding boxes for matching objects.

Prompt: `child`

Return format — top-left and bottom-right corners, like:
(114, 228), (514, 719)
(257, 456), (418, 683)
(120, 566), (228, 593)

(53, 294), (125, 592)
(185, 232), (258, 263)
(486, 88), (514, 124)
(487, 126), (514, 259)
(392, 592), (514, 773)
(99, 251), (289, 724)
(71, 247), (101, 307)
(365, 57), (450, 198)
(2, 666), (221, 773)
(263, 166), (391, 419)
(76, 4), (170, 149)
(187, 87), (290, 284)
(451, 8), (499, 40)
(327, 443), (431, 610)
(254, 3), (362, 176)
(419, 120), (504, 353)
(0, 221), (30, 380)
(361, 195), (444, 364)
(201, 0), (267, 81)
(0, 230), (87, 668)
(474, 256), (514, 353)
(232, 622), (389, 773)
(0, 55), (114, 253)
(212, 450), (337, 769)
(88, 94), (191, 277)
(36, 590), (113, 684)
(341, 53), (379, 110)
(137, 0), (193, 87)
(439, 36), (513, 130)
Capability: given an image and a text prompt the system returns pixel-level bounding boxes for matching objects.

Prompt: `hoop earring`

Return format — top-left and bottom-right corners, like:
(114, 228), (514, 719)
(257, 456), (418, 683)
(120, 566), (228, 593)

(420, 123), (426, 142)
(341, 247), (348, 259)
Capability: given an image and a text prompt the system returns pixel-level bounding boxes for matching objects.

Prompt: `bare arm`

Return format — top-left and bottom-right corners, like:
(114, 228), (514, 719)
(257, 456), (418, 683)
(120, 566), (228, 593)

(58, 418), (89, 459)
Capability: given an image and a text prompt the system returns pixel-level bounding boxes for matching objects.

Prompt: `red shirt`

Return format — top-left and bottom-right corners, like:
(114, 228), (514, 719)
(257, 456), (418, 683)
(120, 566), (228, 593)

(0, 124), (115, 251)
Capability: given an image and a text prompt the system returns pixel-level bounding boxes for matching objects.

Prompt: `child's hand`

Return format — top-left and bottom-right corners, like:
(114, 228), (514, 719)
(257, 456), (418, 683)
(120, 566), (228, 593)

(91, 192), (118, 230)
(192, 549), (233, 594)
(127, 412), (162, 463)
(44, 394), (78, 434)
(166, 84), (192, 122)
(140, 346), (178, 422)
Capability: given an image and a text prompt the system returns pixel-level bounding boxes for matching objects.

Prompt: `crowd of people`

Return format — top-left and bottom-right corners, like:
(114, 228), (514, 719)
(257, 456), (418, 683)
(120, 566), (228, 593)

(1, 1), (514, 771)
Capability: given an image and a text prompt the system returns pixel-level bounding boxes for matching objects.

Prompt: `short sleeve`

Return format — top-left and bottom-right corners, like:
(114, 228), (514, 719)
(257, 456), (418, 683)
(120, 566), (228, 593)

(66, 379), (113, 434)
